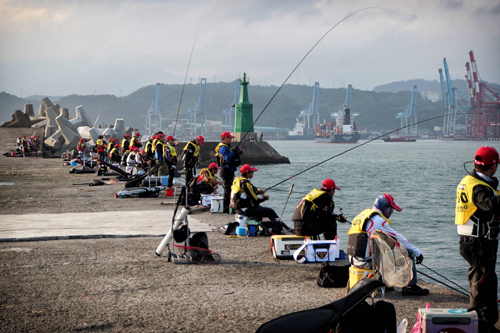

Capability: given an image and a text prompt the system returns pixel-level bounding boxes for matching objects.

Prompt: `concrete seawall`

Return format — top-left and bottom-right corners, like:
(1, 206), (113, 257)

(175, 140), (290, 167)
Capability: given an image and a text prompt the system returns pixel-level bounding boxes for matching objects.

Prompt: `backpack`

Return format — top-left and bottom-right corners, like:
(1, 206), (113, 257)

(317, 262), (349, 288)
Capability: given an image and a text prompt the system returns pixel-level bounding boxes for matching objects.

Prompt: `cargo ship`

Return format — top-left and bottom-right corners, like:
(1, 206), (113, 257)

(383, 135), (416, 142)
(315, 106), (360, 143)
(285, 119), (315, 140)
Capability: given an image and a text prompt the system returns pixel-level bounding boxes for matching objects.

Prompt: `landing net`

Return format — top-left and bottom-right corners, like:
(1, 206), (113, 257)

(370, 230), (413, 287)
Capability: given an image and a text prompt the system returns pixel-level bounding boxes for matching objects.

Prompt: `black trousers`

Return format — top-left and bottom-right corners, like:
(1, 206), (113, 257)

(459, 236), (498, 327)
(294, 220), (337, 240)
(220, 167), (234, 213)
(243, 206), (279, 221)
(184, 167), (195, 187)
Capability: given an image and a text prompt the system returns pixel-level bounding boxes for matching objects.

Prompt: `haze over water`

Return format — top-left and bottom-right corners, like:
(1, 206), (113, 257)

(254, 139), (500, 296)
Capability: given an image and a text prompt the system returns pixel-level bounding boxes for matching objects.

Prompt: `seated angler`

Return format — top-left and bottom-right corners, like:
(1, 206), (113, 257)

(190, 162), (223, 195)
(230, 164), (280, 222)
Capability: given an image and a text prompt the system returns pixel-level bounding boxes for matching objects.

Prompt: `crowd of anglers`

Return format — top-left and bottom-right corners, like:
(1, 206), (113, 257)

(12, 134), (41, 157)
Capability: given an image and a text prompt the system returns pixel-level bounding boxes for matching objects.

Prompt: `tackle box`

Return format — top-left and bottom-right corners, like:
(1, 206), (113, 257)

(270, 235), (306, 259)
(210, 197), (224, 213)
(418, 308), (478, 333)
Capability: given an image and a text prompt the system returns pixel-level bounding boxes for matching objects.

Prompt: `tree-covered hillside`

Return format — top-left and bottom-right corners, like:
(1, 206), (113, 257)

(1, 81), (448, 132)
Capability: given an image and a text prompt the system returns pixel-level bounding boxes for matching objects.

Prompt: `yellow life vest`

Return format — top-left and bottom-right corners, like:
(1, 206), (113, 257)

(166, 144), (177, 157)
(152, 139), (159, 152)
(455, 175), (500, 236)
(230, 177), (258, 209)
(145, 141), (152, 153)
(184, 141), (200, 157)
(347, 209), (392, 236)
(298, 189), (326, 211)
(215, 142), (232, 166)
(106, 141), (113, 151)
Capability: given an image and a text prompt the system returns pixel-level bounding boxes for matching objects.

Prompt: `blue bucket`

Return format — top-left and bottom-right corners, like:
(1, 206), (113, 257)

(236, 227), (247, 237)
(247, 225), (257, 237)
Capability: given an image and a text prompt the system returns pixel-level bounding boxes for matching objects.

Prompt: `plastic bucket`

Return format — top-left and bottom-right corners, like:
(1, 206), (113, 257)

(160, 176), (169, 185)
(236, 227), (247, 237)
(247, 225), (257, 237)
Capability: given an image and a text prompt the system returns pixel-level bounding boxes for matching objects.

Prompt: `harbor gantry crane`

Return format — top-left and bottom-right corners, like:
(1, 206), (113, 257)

(465, 50), (500, 139)
(297, 82), (320, 135)
(396, 85), (418, 136)
(187, 77), (207, 136)
(221, 78), (239, 131)
(439, 58), (471, 137)
(144, 83), (162, 137)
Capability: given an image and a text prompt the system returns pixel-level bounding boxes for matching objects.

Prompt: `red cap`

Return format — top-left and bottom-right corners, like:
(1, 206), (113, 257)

(112, 139), (117, 143)
(240, 164), (258, 174)
(80, 138), (85, 141)
(151, 135), (156, 140)
(125, 134), (131, 138)
(321, 179), (340, 190)
(197, 135), (205, 145)
(135, 132), (141, 136)
(166, 135), (176, 141)
(474, 146), (499, 166)
(221, 131), (235, 139)
(209, 162), (220, 169)
(374, 193), (402, 212)
(156, 134), (165, 139)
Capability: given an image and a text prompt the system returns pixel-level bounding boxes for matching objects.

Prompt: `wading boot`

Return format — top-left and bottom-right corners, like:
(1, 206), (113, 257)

(401, 284), (429, 296)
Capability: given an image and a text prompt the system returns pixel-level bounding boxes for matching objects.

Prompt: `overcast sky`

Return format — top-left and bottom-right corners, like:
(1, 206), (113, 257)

(1, 0), (499, 97)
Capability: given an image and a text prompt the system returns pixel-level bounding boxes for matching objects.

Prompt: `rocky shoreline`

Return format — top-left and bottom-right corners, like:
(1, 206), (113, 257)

(0, 139), (498, 332)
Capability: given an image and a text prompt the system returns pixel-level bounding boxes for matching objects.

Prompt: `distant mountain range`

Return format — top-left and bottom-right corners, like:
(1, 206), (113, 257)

(1, 78), (498, 133)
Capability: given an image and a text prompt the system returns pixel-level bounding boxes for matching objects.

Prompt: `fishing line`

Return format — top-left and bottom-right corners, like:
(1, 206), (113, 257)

(265, 114), (446, 191)
(236, 6), (391, 145)
(171, 26), (202, 137)
(416, 269), (469, 297)
(419, 263), (469, 294)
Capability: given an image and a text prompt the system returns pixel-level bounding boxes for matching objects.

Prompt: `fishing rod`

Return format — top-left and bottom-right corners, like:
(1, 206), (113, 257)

(416, 269), (469, 297)
(171, 26), (201, 137)
(235, 7), (390, 146)
(280, 183), (294, 219)
(419, 263), (469, 295)
(265, 114), (446, 191)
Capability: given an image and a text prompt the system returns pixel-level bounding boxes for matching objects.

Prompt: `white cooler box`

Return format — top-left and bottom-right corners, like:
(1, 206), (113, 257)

(210, 197), (224, 213)
(419, 308), (478, 333)
(271, 235), (306, 259)
(201, 194), (219, 207)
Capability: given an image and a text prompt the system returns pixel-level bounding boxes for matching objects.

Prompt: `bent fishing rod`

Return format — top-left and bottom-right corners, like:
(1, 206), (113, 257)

(235, 6), (390, 147)
(264, 114), (446, 191)
(416, 269), (469, 298)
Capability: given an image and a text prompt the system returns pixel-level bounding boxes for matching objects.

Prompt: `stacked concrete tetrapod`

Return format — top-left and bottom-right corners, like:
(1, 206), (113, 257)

(1, 96), (140, 157)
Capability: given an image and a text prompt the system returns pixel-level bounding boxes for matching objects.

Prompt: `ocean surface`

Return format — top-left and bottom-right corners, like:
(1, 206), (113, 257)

(252, 139), (500, 297)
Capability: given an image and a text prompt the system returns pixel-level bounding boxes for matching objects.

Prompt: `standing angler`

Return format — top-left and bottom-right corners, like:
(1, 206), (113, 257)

(456, 146), (500, 333)
(215, 131), (243, 214)
(182, 135), (204, 187)
(164, 135), (178, 190)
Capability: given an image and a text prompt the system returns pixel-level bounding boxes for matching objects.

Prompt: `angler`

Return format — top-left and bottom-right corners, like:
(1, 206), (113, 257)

(456, 146), (500, 332)
(215, 131), (243, 214)
(182, 135), (204, 187)
(347, 193), (429, 296)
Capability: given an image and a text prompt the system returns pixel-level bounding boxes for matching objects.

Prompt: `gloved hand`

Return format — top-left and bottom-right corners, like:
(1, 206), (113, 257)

(337, 215), (348, 223)
(416, 254), (424, 264)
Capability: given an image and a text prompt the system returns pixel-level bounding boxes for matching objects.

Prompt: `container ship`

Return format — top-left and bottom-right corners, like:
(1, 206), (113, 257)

(315, 106), (360, 143)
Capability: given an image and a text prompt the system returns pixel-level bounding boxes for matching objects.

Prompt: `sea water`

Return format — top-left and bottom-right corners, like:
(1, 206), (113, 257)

(252, 139), (500, 297)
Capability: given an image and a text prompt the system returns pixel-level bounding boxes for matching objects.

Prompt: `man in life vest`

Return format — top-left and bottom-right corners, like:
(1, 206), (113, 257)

(456, 146), (500, 332)
(215, 131), (244, 213)
(109, 144), (121, 165)
(155, 134), (168, 176)
(130, 132), (143, 148)
(96, 135), (106, 161)
(126, 146), (138, 175)
(120, 134), (131, 154)
(190, 162), (222, 195)
(77, 138), (86, 160)
(347, 193), (429, 296)
(183, 135), (204, 187)
(164, 135), (178, 189)
(144, 135), (156, 163)
(230, 164), (279, 221)
(292, 179), (346, 240)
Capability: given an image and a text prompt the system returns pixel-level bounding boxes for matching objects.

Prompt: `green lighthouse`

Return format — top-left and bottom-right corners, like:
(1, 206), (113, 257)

(233, 73), (255, 141)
